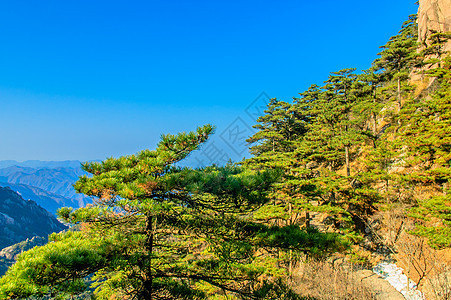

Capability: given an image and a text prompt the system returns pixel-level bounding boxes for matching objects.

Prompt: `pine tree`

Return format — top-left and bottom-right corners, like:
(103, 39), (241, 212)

(375, 14), (418, 110)
(247, 82), (362, 242)
(354, 68), (386, 147)
(247, 98), (306, 161)
(327, 68), (361, 177)
(0, 125), (345, 299)
(397, 56), (451, 248)
(421, 30), (451, 69)
(245, 97), (310, 225)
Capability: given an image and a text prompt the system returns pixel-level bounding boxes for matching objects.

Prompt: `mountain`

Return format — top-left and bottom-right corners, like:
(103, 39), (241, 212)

(0, 160), (82, 169)
(0, 165), (91, 209)
(0, 182), (80, 215)
(0, 186), (67, 249)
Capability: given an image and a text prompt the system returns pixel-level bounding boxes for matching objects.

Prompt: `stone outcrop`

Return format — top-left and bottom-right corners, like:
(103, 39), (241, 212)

(417, 0), (451, 52)
(354, 270), (405, 300)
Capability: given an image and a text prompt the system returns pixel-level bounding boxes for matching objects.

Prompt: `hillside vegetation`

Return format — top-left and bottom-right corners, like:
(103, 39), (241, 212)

(244, 13), (451, 249)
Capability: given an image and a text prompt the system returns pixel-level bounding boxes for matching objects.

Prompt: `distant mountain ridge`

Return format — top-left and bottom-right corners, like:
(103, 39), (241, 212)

(0, 161), (85, 276)
(0, 182), (80, 215)
(0, 160), (83, 169)
(0, 160), (93, 215)
(0, 165), (87, 200)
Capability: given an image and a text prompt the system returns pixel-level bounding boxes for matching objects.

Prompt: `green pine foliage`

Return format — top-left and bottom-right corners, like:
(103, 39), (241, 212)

(244, 97), (312, 228)
(0, 125), (345, 300)
(399, 56), (451, 248)
(421, 31), (451, 68)
(375, 14), (419, 110)
(245, 11), (450, 251)
(244, 69), (375, 249)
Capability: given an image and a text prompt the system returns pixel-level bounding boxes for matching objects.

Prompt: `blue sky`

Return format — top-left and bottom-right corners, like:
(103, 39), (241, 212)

(0, 0), (418, 165)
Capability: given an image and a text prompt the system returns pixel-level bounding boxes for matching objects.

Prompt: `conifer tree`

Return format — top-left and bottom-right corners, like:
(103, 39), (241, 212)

(0, 125), (345, 300)
(243, 88), (357, 277)
(326, 68), (360, 177)
(354, 68), (385, 146)
(375, 15), (418, 110)
(243, 99), (312, 276)
(397, 56), (451, 248)
(421, 30), (451, 70)
(247, 98), (305, 159)
(357, 137), (398, 204)
(244, 98), (308, 227)
(247, 83), (362, 241)
(302, 84), (344, 172)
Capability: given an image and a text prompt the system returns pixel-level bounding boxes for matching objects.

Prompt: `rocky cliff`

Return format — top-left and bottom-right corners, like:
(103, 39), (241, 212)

(417, 0), (451, 51)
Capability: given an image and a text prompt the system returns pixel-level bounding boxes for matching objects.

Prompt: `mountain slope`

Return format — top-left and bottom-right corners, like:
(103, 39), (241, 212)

(0, 186), (67, 249)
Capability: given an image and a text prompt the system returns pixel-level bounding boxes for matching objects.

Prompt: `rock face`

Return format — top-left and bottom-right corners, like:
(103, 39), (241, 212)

(0, 186), (67, 249)
(417, 0), (451, 52)
(354, 270), (405, 300)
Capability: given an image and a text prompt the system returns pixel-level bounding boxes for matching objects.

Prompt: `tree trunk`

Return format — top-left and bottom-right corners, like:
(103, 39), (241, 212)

(397, 77), (401, 110)
(288, 202), (292, 226)
(372, 89), (377, 148)
(372, 110), (377, 134)
(345, 145), (350, 177)
(141, 215), (154, 300)
(289, 249), (293, 281)
(329, 162), (336, 203)
(372, 113), (378, 148)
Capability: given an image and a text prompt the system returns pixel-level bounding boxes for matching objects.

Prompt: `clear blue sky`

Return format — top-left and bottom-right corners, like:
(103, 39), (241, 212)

(0, 0), (418, 165)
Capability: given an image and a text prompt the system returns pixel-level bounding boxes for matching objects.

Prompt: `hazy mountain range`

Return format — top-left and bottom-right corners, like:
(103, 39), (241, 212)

(0, 160), (83, 169)
(0, 185), (67, 276)
(0, 160), (92, 215)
